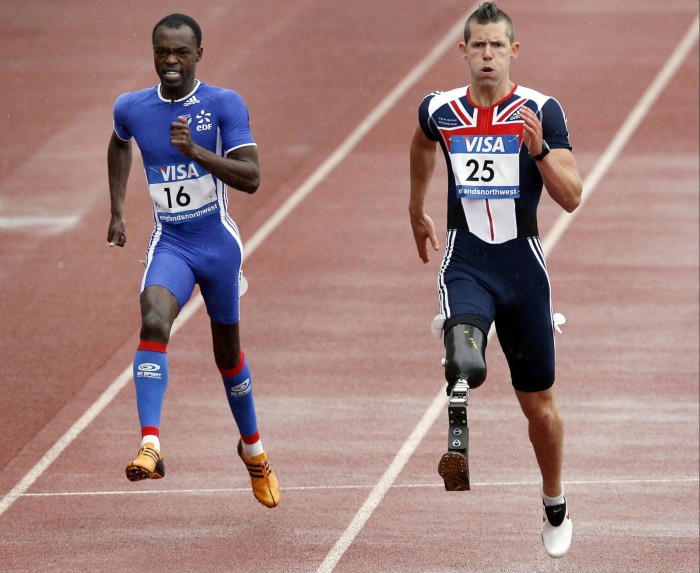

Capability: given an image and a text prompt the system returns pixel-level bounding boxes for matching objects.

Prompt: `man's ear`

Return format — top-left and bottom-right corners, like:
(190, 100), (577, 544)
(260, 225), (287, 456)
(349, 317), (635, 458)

(458, 41), (468, 61)
(511, 41), (520, 59)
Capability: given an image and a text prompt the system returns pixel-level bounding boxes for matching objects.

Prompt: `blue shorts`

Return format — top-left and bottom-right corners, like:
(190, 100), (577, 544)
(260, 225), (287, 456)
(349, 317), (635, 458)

(141, 214), (244, 324)
(438, 230), (556, 392)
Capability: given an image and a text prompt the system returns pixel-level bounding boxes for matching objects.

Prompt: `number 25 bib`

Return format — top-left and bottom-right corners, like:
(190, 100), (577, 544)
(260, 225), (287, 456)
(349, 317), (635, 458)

(449, 135), (521, 199)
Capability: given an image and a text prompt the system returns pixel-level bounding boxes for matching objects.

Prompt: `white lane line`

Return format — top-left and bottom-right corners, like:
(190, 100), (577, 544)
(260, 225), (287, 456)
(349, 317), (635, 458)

(20, 476), (698, 498)
(314, 13), (700, 573)
(0, 216), (80, 230)
(0, 4), (474, 518)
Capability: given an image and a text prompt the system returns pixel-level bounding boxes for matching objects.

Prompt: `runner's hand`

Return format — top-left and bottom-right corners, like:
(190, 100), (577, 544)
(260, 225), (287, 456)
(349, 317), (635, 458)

(520, 106), (544, 156)
(411, 213), (439, 264)
(171, 117), (195, 157)
(107, 215), (127, 247)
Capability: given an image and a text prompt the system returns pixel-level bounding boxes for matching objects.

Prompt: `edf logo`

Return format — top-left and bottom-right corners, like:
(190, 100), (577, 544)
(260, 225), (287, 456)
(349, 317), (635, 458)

(196, 110), (212, 131)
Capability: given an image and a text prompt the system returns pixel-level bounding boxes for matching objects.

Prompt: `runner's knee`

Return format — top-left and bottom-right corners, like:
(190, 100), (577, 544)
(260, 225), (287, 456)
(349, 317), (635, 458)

(139, 286), (179, 343)
(517, 390), (561, 426)
(140, 311), (171, 342)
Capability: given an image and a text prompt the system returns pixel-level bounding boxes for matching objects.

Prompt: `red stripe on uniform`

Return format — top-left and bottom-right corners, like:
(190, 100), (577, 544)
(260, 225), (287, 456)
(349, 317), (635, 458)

(449, 99), (472, 126)
(241, 431), (260, 445)
(141, 426), (160, 438)
(485, 199), (495, 241)
(219, 351), (246, 378)
(138, 340), (167, 353)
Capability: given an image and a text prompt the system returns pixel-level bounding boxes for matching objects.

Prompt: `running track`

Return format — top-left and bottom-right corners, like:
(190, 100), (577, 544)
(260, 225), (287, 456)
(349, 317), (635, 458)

(0, 1), (698, 572)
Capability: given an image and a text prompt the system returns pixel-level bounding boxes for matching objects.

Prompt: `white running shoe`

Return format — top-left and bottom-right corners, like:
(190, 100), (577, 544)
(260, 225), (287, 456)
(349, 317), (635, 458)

(541, 498), (572, 558)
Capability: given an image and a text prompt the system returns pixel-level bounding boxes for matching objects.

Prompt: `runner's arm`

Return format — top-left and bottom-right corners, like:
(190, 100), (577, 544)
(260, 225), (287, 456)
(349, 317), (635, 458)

(409, 124), (440, 264)
(520, 106), (582, 212)
(535, 148), (582, 212)
(107, 132), (132, 247)
(170, 118), (260, 194)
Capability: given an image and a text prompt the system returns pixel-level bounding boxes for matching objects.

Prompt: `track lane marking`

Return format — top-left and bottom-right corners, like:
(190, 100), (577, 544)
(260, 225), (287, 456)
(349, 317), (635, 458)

(20, 476), (699, 498)
(0, 216), (80, 230)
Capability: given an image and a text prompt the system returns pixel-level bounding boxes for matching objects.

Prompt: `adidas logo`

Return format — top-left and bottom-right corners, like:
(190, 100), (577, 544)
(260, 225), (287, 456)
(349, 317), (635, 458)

(183, 95), (200, 107)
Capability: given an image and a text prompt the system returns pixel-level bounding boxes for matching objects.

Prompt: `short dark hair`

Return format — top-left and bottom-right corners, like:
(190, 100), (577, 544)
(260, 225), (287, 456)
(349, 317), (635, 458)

(152, 13), (202, 48)
(464, 2), (515, 45)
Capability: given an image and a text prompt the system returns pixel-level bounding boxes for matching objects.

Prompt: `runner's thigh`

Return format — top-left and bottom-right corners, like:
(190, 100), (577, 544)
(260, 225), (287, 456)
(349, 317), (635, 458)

(196, 222), (243, 324)
(142, 245), (197, 311)
(495, 241), (555, 390)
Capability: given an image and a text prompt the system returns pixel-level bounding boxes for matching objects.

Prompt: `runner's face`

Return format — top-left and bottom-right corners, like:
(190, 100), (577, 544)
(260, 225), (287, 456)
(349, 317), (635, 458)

(152, 25), (202, 100)
(461, 21), (518, 92)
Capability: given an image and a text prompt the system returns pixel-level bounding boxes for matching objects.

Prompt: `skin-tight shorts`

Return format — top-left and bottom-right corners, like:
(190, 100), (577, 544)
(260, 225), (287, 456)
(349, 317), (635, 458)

(438, 229), (557, 393)
(141, 214), (244, 324)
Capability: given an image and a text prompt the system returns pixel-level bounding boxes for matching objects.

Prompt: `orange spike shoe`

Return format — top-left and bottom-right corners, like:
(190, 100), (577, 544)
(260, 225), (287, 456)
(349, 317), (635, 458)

(125, 443), (165, 481)
(237, 440), (280, 508)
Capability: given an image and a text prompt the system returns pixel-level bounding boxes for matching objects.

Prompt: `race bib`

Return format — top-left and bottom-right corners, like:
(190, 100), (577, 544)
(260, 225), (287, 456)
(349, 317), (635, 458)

(449, 135), (521, 199)
(146, 162), (219, 223)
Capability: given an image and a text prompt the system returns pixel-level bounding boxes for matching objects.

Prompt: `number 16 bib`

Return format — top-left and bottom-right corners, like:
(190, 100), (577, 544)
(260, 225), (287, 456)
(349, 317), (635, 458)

(146, 161), (219, 224)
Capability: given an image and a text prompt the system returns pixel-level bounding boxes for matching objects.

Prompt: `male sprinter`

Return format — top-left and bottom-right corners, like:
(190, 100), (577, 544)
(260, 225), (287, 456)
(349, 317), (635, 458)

(107, 13), (279, 508)
(409, 2), (582, 557)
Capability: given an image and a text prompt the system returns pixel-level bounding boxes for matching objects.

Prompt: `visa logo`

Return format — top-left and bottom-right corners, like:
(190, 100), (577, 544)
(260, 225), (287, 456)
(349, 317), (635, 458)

(153, 163), (200, 182)
(450, 135), (518, 154)
(464, 136), (504, 152)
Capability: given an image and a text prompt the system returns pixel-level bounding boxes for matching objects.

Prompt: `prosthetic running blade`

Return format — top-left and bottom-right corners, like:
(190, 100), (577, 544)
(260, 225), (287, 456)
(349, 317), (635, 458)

(439, 378), (471, 490)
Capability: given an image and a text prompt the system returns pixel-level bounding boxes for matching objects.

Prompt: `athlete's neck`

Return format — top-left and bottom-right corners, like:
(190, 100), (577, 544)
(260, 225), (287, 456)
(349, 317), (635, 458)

(468, 81), (515, 108)
(159, 80), (200, 102)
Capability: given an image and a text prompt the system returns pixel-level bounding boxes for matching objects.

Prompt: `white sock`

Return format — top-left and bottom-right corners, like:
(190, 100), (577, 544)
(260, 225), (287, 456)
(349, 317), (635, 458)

(542, 483), (565, 507)
(242, 439), (264, 457)
(141, 435), (161, 451)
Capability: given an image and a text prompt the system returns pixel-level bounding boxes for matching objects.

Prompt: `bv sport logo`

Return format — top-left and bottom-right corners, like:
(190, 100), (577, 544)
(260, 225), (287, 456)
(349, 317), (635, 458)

(229, 378), (251, 397)
(137, 363), (162, 379)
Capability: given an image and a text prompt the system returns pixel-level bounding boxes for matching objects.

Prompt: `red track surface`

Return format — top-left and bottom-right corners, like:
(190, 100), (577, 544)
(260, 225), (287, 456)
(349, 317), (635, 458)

(1, 1), (698, 572)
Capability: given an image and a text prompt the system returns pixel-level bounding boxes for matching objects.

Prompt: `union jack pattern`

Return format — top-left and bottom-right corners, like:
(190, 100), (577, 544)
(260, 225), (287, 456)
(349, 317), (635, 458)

(418, 84), (571, 244)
